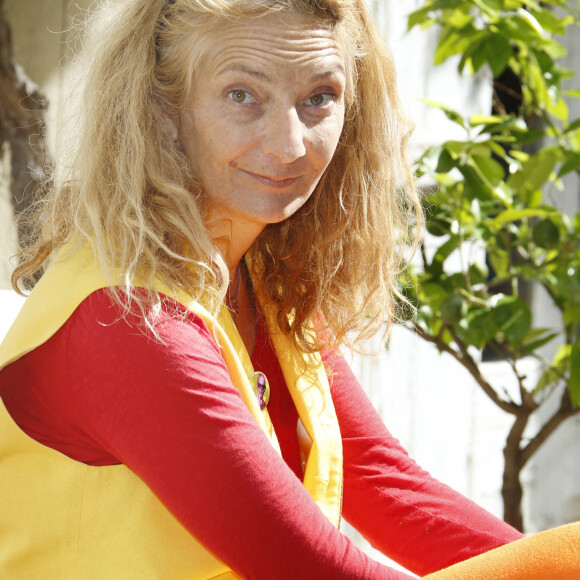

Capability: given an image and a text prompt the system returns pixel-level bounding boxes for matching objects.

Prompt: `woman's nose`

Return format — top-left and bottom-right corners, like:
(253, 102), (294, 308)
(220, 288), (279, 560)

(262, 107), (306, 164)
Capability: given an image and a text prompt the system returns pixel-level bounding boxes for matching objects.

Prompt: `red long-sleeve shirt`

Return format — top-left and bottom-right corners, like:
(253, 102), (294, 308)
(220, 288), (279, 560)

(0, 289), (522, 578)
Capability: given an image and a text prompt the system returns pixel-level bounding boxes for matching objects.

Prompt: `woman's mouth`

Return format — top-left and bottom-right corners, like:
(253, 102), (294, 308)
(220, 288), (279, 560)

(240, 169), (300, 189)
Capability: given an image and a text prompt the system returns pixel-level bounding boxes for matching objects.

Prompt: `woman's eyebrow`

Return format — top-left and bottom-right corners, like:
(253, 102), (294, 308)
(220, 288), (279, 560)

(217, 63), (271, 82)
(216, 62), (345, 84)
(309, 65), (346, 83)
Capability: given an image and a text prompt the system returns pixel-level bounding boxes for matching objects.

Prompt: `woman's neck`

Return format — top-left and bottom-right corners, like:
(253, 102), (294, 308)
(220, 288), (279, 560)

(226, 258), (257, 355)
(205, 209), (265, 275)
(205, 212), (263, 354)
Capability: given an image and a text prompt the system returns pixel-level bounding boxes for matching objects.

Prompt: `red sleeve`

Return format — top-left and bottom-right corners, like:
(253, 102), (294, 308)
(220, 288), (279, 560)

(42, 291), (412, 580)
(322, 348), (524, 576)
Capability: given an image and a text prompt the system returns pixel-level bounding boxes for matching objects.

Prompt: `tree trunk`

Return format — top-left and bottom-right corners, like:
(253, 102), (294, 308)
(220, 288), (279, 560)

(0, 0), (48, 242)
(502, 413), (530, 532)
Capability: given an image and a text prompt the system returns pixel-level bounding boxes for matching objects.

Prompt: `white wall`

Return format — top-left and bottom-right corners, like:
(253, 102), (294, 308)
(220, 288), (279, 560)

(0, 289), (24, 337)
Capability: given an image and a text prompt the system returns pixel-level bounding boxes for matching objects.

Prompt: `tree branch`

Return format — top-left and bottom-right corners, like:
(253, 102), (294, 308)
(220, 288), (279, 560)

(502, 411), (530, 531)
(508, 356), (538, 411)
(411, 323), (520, 414)
(520, 389), (580, 467)
(420, 241), (428, 270)
(493, 80), (524, 104)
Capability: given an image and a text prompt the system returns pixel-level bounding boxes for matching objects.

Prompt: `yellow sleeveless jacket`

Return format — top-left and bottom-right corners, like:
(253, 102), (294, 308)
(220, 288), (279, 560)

(0, 246), (343, 579)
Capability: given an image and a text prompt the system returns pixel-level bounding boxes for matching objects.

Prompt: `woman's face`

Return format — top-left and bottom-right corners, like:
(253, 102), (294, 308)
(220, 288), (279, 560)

(179, 13), (347, 235)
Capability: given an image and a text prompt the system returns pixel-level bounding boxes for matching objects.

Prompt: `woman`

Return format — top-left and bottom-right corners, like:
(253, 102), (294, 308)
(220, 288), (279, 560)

(0, 0), (531, 578)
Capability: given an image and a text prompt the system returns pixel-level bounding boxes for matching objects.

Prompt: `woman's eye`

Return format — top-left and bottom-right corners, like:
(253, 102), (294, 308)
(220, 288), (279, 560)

(306, 93), (334, 107)
(228, 89), (255, 104)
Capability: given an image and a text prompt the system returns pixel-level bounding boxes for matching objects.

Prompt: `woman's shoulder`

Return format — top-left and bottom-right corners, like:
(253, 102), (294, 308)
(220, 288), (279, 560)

(69, 287), (220, 354)
(0, 289), (233, 466)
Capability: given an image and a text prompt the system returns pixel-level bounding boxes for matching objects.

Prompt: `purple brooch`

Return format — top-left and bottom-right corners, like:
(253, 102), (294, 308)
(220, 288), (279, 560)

(250, 371), (270, 410)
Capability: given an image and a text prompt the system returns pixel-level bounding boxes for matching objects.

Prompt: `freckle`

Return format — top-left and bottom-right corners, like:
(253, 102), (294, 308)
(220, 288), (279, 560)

(229, 161), (238, 168)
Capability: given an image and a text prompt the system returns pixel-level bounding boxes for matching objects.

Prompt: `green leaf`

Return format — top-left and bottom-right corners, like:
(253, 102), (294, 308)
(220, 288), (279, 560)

(436, 148), (457, 173)
(523, 188), (544, 208)
(429, 238), (458, 276)
(426, 217), (452, 237)
(569, 340), (580, 406)
(457, 309), (488, 349)
(421, 99), (466, 127)
(569, 128), (580, 152)
(535, 344), (570, 394)
(533, 6), (571, 35)
(564, 118), (580, 134)
(510, 129), (546, 144)
(517, 8), (547, 37)
(440, 293), (467, 325)
(532, 218), (560, 248)
(445, 140), (470, 158)
(530, 147), (562, 187)
(468, 262), (489, 285)
(510, 150), (530, 163)
(507, 147), (561, 192)
(488, 250), (509, 278)
(548, 97), (569, 122)
(558, 154), (580, 177)
(520, 330), (559, 356)
(494, 224), (518, 251)
(541, 39), (568, 61)
(419, 282), (449, 312)
(407, 1), (462, 31)
(490, 295), (531, 345)
(491, 208), (549, 225)
(474, 116), (529, 136)
(469, 36), (491, 74)
(469, 114), (505, 127)
(496, 13), (540, 45)
(471, 154), (506, 186)
(459, 165), (494, 201)
(408, 7), (433, 31)
(484, 34), (512, 77)
(435, 27), (473, 65)
(478, 0), (502, 12)
(535, 367), (561, 394)
(564, 306), (580, 329)
(446, 10), (474, 29)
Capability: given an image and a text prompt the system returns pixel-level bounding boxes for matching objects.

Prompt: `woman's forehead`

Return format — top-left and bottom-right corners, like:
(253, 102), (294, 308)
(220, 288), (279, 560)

(197, 13), (347, 80)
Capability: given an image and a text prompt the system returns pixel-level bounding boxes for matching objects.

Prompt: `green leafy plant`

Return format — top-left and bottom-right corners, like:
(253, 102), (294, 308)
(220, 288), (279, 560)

(404, 0), (580, 531)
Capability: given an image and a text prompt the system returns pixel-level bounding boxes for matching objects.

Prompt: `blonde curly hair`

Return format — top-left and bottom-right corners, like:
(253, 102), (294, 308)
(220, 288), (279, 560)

(14, 0), (420, 353)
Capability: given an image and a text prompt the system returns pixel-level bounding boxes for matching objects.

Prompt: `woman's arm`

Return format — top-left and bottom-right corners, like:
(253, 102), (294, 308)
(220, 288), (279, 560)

(323, 348), (523, 576)
(31, 290), (412, 580)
